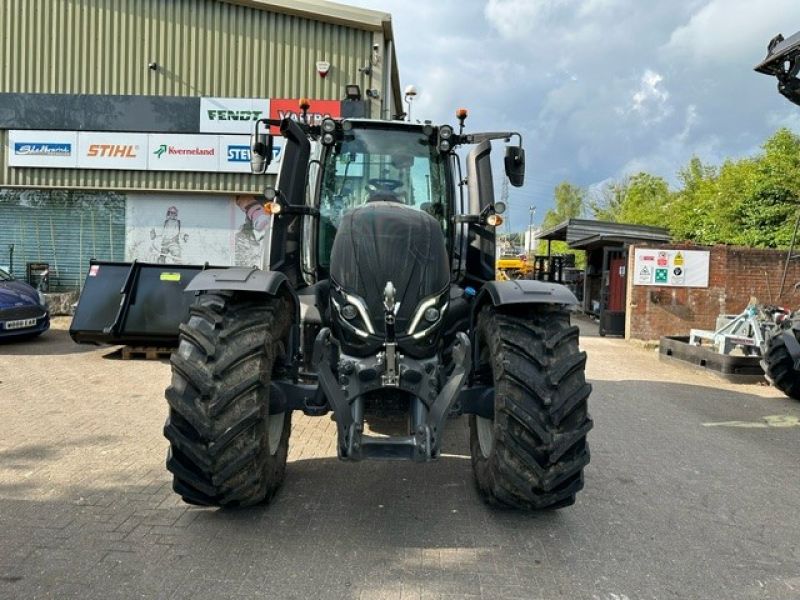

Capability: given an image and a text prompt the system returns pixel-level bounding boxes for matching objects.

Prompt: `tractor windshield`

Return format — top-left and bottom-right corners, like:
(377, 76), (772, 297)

(318, 126), (448, 268)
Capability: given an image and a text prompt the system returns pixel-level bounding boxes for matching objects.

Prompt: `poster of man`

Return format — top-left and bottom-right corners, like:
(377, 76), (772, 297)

(125, 193), (268, 267)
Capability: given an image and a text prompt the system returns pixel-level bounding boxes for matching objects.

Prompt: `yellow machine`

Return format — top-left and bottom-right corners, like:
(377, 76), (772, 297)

(496, 254), (533, 280)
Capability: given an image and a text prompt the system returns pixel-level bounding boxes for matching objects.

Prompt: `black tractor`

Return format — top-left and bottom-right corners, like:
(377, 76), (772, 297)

(163, 110), (593, 509)
(756, 31), (800, 401)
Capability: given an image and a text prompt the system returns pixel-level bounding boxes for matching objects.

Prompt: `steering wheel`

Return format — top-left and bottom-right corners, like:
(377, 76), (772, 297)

(368, 178), (403, 192)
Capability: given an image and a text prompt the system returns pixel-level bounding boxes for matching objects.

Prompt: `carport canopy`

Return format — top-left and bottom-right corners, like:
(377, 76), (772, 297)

(537, 218), (670, 251)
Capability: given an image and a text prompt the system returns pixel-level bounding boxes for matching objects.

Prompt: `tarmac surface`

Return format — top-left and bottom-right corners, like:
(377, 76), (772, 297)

(0, 316), (799, 599)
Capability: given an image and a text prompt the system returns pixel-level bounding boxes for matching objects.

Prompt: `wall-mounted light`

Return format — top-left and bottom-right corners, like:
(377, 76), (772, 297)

(345, 84), (362, 101)
(366, 89), (380, 99)
(148, 62), (158, 71)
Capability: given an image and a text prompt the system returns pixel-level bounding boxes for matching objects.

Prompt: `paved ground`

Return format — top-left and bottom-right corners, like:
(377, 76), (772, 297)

(1, 316), (799, 599)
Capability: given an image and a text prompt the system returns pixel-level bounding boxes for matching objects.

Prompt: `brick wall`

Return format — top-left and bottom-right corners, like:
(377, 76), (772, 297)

(625, 244), (800, 341)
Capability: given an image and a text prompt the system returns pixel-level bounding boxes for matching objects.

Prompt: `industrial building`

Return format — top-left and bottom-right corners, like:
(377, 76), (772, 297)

(0, 0), (402, 291)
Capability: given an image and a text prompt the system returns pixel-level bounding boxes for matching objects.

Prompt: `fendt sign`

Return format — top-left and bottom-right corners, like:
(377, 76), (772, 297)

(200, 98), (267, 134)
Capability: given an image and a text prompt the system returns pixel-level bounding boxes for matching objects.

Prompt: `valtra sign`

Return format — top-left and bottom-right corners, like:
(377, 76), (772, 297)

(269, 98), (341, 133)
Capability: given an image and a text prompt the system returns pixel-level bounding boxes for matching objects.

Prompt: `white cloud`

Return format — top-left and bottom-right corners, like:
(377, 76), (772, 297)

(342, 0), (800, 229)
(663, 0), (800, 65)
(484, 0), (567, 39)
(628, 69), (671, 124)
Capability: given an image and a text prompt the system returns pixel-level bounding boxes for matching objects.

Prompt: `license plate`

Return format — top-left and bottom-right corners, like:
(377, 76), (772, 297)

(4, 318), (37, 330)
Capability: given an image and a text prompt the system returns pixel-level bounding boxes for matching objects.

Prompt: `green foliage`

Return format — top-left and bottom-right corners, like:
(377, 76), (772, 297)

(537, 181), (587, 266)
(584, 128), (800, 248)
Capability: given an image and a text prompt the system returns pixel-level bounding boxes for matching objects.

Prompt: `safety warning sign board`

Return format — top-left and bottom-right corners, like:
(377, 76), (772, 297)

(633, 248), (709, 288)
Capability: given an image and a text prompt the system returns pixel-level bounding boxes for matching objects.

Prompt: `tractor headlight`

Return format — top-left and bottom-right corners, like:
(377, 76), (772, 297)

(321, 118), (337, 133)
(341, 304), (358, 320)
(332, 291), (375, 338)
(408, 293), (448, 338)
(438, 125), (454, 153)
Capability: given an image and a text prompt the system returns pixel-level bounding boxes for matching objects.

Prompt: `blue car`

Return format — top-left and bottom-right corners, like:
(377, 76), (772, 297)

(0, 267), (50, 339)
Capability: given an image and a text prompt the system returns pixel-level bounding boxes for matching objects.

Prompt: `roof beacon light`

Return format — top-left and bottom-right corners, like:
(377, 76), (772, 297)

(456, 108), (468, 134)
(299, 98), (311, 124)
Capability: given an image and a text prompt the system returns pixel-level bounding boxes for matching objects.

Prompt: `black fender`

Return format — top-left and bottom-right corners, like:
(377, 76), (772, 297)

(186, 267), (300, 323)
(474, 279), (578, 315)
(468, 280), (578, 377)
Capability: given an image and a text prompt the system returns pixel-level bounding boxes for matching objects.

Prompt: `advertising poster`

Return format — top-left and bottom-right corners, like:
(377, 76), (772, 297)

(125, 193), (269, 268)
(7, 130), (79, 168)
(218, 134), (282, 175)
(270, 98), (342, 133)
(633, 248), (710, 288)
(199, 98), (270, 134)
(78, 132), (149, 170)
(147, 134), (220, 172)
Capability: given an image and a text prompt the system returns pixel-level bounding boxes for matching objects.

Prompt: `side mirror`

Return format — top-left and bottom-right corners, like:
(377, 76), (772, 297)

(250, 132), (274, 175)
(504, 146), (525, 187)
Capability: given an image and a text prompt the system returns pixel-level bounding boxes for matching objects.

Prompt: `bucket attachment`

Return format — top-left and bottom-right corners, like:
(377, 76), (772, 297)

(70, 260), (211, 346)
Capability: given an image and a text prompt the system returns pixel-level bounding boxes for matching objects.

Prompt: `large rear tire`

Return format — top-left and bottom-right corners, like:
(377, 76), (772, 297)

(469, 304), (593, 510)
(164, 291), (292, 507)
(762, 330), (800, 401)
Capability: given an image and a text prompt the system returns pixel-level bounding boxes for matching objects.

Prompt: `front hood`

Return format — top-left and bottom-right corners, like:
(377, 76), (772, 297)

(329, 201), (450, 334)
(0, 281), (40, 309)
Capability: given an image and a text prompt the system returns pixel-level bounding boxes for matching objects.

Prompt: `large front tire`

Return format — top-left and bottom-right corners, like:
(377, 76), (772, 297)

(762, 329), (800, 401)
(469, 304), (593, 510)
(164, 291), (292, 507)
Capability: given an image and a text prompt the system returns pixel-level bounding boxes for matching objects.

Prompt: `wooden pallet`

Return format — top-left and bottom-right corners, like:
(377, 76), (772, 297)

(121, 346), (173, 361)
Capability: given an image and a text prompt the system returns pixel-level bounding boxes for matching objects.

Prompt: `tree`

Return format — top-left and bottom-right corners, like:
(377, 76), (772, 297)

(537, 181), (587, 265)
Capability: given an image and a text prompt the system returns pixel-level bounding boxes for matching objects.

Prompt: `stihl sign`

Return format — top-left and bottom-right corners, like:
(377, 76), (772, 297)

(87, 144), (138, 158)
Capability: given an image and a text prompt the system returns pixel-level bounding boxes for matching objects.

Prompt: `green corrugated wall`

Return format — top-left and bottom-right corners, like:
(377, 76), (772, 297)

(0, 0), (375, 194)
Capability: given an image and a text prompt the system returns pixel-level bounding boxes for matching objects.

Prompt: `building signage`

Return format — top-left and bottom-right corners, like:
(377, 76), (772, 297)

(200, 98), (269, 134)
(8, 130), (283, 175)
(633, 248), (710, 288)
(7, 130), (78, 167)
(78, 132), (149, 170)
(218, 135), (282, 174)
(269, 98), (342, 133)
(148, 134), (220, 172)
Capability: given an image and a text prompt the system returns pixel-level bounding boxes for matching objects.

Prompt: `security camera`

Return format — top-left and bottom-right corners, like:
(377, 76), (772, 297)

(373, 43), (380, 51)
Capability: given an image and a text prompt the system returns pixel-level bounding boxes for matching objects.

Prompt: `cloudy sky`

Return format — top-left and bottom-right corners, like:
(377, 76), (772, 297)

(345, 0), (800, 231)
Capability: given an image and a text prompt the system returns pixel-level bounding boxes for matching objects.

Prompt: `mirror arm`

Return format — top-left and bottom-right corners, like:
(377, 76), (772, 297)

(457, 131), (523, 147)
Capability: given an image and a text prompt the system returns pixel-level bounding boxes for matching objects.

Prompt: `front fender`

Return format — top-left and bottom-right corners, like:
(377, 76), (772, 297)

(186, 267), (299, 321)
(475, 279), (578, 312)
(186, 267), (289, 295)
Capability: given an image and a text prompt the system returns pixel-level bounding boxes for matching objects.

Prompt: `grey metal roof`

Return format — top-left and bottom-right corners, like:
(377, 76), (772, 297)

(538, 218), (670, 248)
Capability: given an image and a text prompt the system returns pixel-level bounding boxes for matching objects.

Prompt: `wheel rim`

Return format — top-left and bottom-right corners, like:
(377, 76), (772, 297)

(267, 411), (285, 455)
(476, 415), (495, 458)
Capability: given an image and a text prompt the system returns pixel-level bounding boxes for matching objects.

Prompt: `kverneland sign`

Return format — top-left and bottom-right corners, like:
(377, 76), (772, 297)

(148, 135), (219, 171)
